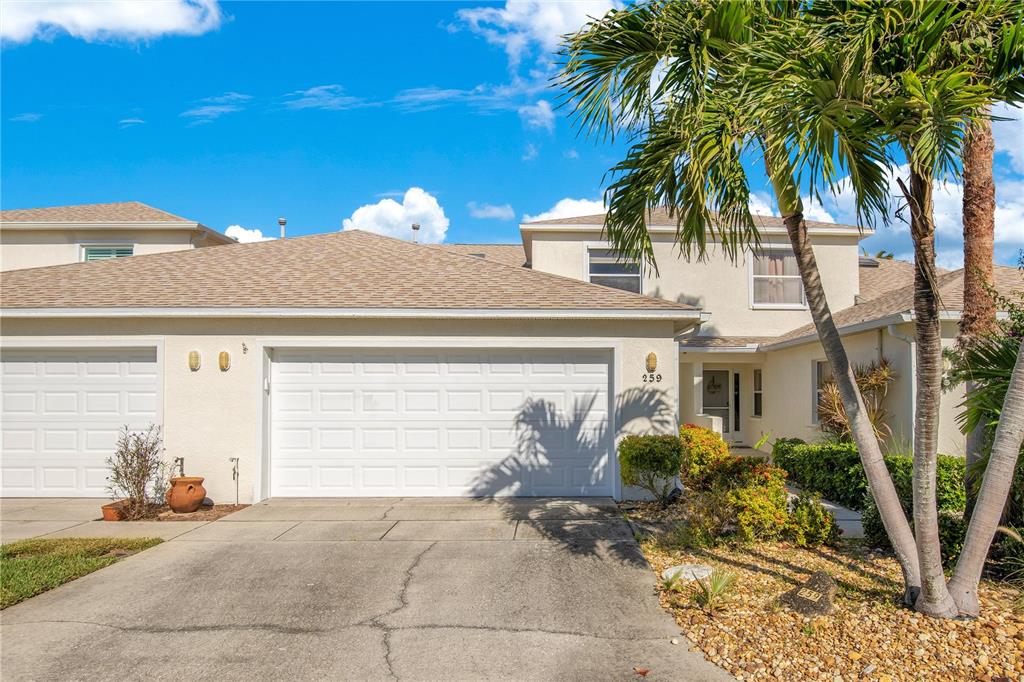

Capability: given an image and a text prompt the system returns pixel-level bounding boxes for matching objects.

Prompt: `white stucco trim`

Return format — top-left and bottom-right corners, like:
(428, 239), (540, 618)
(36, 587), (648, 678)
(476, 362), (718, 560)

(0, 307), (702, 322)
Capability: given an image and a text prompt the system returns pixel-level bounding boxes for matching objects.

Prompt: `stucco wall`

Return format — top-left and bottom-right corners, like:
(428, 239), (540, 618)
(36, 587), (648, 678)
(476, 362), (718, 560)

(0, 229), (201, 271)
(528, 231), (862, 337)
(1, 317), (681, 501)
(755, 322), (966, 456)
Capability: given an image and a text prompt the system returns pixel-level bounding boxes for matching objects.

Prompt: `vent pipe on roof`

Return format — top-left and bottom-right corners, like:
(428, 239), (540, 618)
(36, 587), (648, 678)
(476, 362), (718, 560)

(411, 223), (420, 243)
(278, 216), (287, 239)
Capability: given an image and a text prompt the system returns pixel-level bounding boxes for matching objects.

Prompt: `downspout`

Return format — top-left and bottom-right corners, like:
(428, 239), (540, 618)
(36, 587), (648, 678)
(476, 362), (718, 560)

(887, 320), (916, 449)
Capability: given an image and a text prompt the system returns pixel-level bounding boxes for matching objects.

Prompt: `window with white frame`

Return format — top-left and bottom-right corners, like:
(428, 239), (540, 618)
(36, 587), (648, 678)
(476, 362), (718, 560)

(588, 248), (641, 293)
(83, 246), (133, 261)
(813, 360), (833, 423)
(753, 369), (763, 417)
(752, 250), (805, 307)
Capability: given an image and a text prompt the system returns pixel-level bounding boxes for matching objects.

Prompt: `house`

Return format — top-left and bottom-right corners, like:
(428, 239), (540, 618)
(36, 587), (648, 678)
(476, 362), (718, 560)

(0, 201), (234, 271)
(1, 202), (1019, 501)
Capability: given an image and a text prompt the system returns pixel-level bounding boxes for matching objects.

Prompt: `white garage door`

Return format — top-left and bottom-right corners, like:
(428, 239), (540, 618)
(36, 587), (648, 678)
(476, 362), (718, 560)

(1, 348), (160, 497)
(270, 349), (614, 497)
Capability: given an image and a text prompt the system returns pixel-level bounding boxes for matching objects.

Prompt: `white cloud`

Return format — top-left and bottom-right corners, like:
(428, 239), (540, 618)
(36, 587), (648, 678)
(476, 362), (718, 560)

(342, 187), (449, 243)
(563, 149), (579, 160)
(467, 202), (515, 220)
(521, 143), (538, 161)
(1, 0), (221, 44)
(9, 112), (42, 122)
(518, 99), (554, 132)
(523, 197), (604, 222)
(180, 92), (250, 124)
(748, 192), (777, 217)
(119, 118), (145, 128)
(283, 85), (369, 111)
(392, 80), (545, 114)
(456, 1), (620, 71)
(225, 225), (274, 243)
(801, 196), (835, 223)
(992, 102), (1024, 174)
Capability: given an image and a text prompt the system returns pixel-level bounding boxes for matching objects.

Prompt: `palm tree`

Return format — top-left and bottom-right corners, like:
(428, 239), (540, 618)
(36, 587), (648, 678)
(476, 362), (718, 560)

(559, 0), (923, 603)
(560, 0), (1024, 618)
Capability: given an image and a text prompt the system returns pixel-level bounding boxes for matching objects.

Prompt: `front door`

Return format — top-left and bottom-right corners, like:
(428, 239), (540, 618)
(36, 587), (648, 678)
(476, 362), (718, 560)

(701, 369), (742, 443)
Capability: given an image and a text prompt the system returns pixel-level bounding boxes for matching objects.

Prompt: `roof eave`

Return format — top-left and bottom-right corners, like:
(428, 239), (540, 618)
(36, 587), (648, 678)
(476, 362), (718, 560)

(0, 220), (201, 231)
(0, 306), (702, 321)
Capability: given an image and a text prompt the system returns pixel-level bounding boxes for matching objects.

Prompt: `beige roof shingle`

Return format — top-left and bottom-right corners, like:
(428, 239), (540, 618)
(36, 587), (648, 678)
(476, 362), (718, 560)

(767, 265), (1024, 348)
(1, 201), (192, 224)
(434, 244), (526, 267)
(523, 207), (862, 233)
(0, 229), (696, 314)
(679, 336), (775, 349)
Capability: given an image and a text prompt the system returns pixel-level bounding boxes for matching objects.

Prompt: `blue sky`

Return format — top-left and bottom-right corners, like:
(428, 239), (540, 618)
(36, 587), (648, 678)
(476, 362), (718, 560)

(3, 0), (1023, 268)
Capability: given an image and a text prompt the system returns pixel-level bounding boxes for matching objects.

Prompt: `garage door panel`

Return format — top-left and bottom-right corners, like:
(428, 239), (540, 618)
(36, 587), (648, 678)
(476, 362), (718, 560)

(270, 349), (613, 497)
(1, 349), (159, 497)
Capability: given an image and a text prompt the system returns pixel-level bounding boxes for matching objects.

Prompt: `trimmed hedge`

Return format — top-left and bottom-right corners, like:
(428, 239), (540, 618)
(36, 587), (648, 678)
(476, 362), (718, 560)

(771, 439), (966, 513)
(618, 434), (682, 506)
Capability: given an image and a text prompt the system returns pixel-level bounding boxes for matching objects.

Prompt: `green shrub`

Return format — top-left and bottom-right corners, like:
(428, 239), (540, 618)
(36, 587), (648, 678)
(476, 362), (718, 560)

(863, 499), (967, 568)
(618, 434), (682, 506)
(787, 491), (841, 547)
(772, 441), (966, 513)
(679, 424), (731, 486)
(670, 489), (735, 549)
(730, 479), (789, 543)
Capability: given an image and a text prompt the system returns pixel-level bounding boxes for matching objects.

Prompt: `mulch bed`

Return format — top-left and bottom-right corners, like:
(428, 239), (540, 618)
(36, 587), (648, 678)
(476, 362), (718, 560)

(623, 502), (1024, 682)
(106, 503), (249, 522)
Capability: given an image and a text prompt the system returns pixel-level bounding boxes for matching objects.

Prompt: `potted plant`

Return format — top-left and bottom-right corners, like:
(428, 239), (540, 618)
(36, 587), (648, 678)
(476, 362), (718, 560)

(104, 424), (172, 521)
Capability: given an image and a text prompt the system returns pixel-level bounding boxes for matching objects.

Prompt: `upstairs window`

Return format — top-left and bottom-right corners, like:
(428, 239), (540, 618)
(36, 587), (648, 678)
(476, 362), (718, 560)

(588, 248), (641, 293)
(83, 246), (133, 261)
(752, 250), (805, 307)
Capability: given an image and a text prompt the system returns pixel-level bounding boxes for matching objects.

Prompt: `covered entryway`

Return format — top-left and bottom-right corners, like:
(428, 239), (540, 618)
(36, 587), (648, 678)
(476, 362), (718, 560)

(268, 348), (615, 497)
(0, 347), (159, 496)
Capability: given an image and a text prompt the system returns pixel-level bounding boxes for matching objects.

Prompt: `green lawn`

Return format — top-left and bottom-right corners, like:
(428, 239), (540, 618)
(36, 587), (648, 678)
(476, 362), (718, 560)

(1, 537), (162, 609)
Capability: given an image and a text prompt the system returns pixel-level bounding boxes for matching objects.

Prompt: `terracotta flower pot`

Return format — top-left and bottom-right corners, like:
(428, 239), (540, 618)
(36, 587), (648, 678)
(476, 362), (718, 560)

(101, 500), (127, 522)
(166, 476), (207, 513)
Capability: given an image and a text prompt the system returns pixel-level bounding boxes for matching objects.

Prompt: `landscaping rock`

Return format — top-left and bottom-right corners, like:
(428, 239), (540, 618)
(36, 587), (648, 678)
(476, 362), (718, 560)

(780, 569), (837, 616)
(662, 564), (713, 582)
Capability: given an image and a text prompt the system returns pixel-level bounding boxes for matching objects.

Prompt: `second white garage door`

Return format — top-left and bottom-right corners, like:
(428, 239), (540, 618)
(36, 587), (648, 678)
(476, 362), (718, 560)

(270, 349), (614, 497)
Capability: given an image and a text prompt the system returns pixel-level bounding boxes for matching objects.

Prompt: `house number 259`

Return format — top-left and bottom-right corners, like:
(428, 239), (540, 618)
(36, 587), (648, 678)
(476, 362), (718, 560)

(642, 372), (662, 383)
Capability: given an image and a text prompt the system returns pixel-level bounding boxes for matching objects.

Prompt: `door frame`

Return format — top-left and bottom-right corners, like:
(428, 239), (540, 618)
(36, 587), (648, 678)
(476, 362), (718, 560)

(701, 366), (743, 444)
(253, 338), (628, 502)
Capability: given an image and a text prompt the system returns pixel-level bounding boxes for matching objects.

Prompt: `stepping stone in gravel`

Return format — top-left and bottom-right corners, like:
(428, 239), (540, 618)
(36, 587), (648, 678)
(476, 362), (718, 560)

(780, 569), (837, 616)
(662, 564), (713, 582)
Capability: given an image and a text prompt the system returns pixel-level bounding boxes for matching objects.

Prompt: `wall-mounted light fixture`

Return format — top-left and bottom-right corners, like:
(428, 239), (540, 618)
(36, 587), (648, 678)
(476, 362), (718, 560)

(218, 351), (231, 372)
(188, 350), (201, 372)
(646, 352), (658, 373)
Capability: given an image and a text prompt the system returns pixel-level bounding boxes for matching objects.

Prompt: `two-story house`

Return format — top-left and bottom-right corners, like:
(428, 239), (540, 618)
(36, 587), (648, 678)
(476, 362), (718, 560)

(1, 201), (1019, 501)
(0, 201), (234, 271)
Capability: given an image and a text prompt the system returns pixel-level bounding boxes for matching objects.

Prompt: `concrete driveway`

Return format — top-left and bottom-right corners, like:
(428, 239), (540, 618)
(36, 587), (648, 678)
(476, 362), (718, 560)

(1, 498), (731, 681)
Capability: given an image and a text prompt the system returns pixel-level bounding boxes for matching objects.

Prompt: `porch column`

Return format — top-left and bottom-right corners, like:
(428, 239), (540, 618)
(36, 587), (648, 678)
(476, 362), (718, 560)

(692, 361), (703, 420)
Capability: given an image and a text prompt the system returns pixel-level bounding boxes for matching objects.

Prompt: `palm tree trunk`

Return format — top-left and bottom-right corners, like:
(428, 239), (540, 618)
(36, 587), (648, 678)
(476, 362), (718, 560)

(948, 337), (1024, 615)
(781, 211), (922, 603)
(960, 114), (998, 516)
(901, 170), (959, 618)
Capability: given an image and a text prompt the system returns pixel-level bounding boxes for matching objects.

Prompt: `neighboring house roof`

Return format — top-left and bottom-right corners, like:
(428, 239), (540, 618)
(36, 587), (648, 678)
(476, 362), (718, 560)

(764, 265), (1024, 350)
(0, 201), (191, 223)
(522, 207), (866, 235)
(857, 257), (917, 302)
(0, 201), (234, 245)
(0, 229), (698, 321)
(434, 243), (526, 267)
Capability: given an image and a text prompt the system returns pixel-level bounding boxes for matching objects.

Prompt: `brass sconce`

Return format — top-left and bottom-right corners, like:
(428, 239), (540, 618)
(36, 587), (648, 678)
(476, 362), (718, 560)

(188, 350), (201, 372)
(218, 351), (231, 372)
(645, 352), (658, 373)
